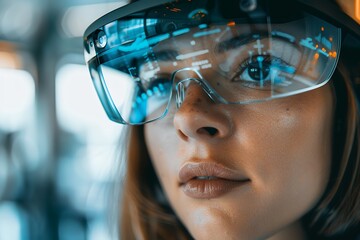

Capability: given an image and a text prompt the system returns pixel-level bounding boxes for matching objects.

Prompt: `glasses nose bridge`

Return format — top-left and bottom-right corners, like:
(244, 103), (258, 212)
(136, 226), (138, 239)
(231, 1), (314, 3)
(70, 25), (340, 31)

(173, 68), (218, 109)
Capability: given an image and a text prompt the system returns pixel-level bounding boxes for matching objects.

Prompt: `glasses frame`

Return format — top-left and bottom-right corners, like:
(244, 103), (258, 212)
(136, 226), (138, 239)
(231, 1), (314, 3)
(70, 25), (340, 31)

(84, 0), (360, 41)
(83, 0), (360, 125)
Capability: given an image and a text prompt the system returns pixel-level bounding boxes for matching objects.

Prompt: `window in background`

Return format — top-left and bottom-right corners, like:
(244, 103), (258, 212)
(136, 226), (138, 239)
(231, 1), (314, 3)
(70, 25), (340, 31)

(0, 49), (37, 240)
(0, 202), (29, 240)
(55, 61), (124, 240)
(61, 2), (128, 38)
(0, 68), (35, 132)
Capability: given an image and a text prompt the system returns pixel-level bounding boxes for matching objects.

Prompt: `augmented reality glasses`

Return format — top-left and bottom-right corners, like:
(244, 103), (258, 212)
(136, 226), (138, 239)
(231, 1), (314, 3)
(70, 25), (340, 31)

(83, 0), (359, 125)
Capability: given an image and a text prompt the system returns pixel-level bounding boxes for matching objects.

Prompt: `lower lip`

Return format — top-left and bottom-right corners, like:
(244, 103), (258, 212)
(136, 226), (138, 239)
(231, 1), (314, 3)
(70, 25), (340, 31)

(181, 179), (250, 199)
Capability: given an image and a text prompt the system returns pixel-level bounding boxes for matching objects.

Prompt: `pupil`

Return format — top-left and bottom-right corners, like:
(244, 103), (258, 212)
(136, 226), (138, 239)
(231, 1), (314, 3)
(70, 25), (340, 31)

(248, 63), (270, 81)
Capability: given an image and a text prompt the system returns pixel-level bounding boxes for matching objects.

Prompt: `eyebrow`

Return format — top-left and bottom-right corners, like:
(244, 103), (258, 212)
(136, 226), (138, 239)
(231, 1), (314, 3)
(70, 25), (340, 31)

(145, 31), (298, 64)
(215, 34), (255, 53)
(215, 31), (292, 53)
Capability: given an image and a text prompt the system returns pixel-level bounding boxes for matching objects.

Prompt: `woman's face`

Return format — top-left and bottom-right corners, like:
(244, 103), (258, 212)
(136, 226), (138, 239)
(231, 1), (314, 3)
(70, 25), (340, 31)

(142, 23), (334, 239)
(144, 81), (333, 239)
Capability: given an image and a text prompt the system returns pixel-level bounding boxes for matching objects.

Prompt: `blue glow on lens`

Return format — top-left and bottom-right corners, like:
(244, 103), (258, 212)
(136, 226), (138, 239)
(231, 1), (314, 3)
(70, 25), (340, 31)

(300, 37), (331, 57)
(198, 24), (208, 29)
(271, 31), (296, 43)
(147, 34), (170, 45)
(118, 36), (148, 52)
(315, 33), (332, 49)
(193, 29), (221, 38)
(146, 89), (153, 97)
(271, 64), (296, 74)
(117, 34), (171, 53)
(173, 28), (190, 37)
(153, 86), (160, 95)
(318, 50), (329, 57)
(257, 56), (265, 87)
(130, 108), (145, 123)
(257, 56), (264, 62)
(159, 83), (165, 91)
(300, 38), (317, 50)
(141, 93), (147, 100)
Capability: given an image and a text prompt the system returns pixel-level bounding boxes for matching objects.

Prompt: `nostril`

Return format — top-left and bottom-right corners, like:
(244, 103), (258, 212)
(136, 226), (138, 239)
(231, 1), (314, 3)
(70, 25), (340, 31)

(197, 127), (218, 136)
(177, 129), (188, 141)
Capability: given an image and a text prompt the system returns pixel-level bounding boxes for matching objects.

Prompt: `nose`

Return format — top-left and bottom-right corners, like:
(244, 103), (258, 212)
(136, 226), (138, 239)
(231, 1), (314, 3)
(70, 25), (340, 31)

(173, 81), (233, 141)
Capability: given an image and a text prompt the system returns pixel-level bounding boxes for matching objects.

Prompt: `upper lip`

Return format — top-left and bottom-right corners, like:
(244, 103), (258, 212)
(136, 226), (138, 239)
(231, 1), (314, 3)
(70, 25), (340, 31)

(178, 162), (249, 184)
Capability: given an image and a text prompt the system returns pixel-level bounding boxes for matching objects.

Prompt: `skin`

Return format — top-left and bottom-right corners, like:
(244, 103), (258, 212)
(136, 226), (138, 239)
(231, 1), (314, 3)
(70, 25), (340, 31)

(144, 82), (334, 239)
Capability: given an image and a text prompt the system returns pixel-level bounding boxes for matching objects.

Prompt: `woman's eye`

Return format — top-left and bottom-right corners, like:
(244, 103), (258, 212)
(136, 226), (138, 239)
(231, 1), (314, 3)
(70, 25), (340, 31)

(232, 56), (295, 89)
(244, 56), (271, 82)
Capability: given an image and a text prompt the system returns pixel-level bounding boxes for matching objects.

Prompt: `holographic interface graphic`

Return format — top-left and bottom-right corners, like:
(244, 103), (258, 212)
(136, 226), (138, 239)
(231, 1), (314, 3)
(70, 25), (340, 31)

(84, 0), (341, 125)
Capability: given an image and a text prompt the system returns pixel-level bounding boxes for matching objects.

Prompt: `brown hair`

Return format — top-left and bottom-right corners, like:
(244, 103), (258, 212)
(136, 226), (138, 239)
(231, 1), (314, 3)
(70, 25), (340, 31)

(118, 58), (360, 239)
(303, 58), (360, 238)
(120, 126), (191, 239)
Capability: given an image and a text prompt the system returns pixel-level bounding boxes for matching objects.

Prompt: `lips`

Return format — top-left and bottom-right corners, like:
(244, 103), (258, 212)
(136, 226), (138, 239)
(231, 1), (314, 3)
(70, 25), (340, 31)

(178, 162), (250, 199)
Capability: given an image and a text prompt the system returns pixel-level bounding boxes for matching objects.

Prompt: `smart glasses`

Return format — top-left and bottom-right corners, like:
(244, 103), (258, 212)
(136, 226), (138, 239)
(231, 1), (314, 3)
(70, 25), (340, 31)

(83, 0), (348, 125)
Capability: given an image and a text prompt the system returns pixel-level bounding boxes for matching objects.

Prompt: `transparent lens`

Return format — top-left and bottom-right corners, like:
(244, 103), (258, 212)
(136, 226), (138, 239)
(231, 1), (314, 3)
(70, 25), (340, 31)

(87, 0), (341, 125)
(98, 53), (173, 124)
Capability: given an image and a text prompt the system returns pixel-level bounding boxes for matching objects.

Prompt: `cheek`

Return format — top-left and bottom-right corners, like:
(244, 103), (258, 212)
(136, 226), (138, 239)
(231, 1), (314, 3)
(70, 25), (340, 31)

(265, 100), (331, 183)
(144, 123), (180, 192)
(239, 94), (333, 228)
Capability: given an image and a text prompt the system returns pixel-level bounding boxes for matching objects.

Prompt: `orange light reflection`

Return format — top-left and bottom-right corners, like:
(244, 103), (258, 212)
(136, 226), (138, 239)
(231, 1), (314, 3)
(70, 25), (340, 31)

(329, 52), (337, 58)
(356, 0), (360, 22)
(314, 53), (320, 60)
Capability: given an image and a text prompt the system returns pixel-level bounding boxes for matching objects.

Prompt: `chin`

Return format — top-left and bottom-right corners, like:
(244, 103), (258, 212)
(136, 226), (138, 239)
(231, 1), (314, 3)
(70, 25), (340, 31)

(188, 226), (255, 240)
(182, 207), (256, 240)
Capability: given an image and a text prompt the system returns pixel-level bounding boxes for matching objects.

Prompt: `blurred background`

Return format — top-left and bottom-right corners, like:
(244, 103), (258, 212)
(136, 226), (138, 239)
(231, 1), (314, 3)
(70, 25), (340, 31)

(0, 0), (127, 239)
(0, 0), (359, 240)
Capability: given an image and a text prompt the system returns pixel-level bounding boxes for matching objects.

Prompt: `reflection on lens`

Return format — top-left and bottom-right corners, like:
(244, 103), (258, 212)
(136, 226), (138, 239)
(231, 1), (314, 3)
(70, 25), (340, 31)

(85, 0), (341, 124)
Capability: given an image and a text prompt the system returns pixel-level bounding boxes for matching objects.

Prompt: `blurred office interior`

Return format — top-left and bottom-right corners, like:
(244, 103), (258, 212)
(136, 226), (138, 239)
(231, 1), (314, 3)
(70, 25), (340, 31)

(0, 0), (126, 239)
